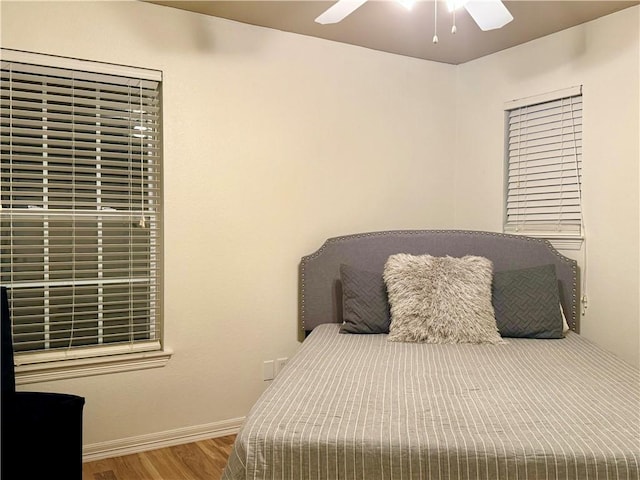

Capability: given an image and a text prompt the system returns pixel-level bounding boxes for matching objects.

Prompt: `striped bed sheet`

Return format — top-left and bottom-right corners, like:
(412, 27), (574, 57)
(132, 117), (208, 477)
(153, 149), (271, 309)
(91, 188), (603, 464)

(222, 323), (640, 480)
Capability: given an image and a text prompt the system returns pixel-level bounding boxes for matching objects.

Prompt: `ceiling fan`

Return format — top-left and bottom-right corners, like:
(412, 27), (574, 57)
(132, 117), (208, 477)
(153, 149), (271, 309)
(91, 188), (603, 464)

(315, 0), (514, 33)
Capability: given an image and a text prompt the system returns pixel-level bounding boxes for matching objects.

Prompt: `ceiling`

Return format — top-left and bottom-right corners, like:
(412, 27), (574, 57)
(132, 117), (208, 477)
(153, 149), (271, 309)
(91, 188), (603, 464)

(148, 1), (639, 64)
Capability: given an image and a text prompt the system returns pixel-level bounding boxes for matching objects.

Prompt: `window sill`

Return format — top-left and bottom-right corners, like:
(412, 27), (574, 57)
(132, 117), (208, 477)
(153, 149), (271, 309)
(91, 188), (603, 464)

(15, 348), (173, 385)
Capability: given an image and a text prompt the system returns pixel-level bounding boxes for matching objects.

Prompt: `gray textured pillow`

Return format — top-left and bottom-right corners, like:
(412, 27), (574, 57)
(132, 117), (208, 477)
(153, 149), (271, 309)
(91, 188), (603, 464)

(492, 264), (564, 338)
(340, 264), (390, 334)
(383, 254), (503, 344)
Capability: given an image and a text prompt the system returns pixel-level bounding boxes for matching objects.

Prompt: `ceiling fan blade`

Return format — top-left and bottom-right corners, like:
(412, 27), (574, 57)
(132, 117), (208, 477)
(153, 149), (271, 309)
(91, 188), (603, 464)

(464, 0), (513, 31)
(315, 0), (369, 25)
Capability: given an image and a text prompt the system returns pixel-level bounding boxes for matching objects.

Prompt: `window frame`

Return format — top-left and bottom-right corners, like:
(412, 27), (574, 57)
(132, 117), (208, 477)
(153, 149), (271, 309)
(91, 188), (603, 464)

(1, 49), (170, 384)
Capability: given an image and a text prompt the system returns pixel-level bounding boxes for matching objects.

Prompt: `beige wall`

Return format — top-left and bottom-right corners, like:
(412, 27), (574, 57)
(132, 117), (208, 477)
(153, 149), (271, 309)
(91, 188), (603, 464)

(1, 1), (457, 447)
(454, 6), (640, 367)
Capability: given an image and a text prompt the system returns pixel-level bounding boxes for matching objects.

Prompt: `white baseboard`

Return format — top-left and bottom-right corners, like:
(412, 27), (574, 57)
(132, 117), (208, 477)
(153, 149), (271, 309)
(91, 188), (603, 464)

(83, 416), (245, 462)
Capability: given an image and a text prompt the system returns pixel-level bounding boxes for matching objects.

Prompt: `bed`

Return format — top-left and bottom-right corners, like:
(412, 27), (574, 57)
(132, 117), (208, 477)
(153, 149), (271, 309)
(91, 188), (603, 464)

(222, 230), (639, 480)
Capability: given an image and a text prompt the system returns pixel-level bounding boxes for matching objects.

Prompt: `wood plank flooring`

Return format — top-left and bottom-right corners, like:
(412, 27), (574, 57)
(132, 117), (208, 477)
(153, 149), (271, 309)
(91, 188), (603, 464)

(83, 435), (236, 480)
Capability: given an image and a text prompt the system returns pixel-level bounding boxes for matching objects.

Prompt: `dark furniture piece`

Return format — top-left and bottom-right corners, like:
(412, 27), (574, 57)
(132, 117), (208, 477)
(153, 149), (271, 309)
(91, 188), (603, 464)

(1, 286), (86, 479)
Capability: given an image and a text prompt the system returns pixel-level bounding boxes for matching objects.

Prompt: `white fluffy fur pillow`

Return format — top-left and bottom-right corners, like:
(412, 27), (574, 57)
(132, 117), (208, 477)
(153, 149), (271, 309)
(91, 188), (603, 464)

(383, 254), (504, 344)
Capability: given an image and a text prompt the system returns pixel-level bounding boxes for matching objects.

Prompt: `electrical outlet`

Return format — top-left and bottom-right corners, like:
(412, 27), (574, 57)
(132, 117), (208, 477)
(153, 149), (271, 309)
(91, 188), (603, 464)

(275, 357), (288, 376)
(263, 360), (274, 381)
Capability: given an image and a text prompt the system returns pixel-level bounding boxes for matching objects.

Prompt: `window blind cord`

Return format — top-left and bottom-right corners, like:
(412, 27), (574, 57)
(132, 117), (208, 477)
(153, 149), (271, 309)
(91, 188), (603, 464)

(514, 107), (520, 232)
(97, 91), (103, 346)
(44, 86), (50, 350)
(129, 87), (134, 346)
(139, 83), (146, 229)
(569, 92), (588, 315)
(7, 65), (14, 340)
(452, 7), (457, 34)
(556, 98), (566, 234)
(517, 106), (529, 233)
(68, 78), (77, 351)
(432, 0), (438, 44)
(136, 83), (145, 343)
(522, 107), (528, 232)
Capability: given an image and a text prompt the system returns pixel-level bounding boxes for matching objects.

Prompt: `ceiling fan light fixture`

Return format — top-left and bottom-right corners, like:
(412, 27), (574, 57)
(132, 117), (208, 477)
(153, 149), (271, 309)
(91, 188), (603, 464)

(315, 0), (513, 33)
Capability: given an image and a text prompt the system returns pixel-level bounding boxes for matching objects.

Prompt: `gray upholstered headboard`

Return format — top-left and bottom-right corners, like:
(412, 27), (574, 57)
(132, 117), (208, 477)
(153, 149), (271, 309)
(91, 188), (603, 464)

(299, 230), (579, 336)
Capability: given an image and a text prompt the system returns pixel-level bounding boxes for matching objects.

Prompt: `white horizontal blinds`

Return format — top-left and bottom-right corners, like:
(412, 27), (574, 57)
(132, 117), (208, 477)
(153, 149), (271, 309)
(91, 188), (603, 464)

(0, 51), (162, 357)
(505, 89), (583, 234)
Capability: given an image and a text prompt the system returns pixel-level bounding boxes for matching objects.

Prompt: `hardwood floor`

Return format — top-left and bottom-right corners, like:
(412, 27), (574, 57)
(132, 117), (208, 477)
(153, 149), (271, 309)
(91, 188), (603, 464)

(83, 435), (236, 480)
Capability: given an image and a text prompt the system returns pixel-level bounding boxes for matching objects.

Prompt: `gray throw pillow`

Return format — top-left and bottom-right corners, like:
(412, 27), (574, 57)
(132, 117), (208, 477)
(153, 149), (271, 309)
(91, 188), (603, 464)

(383, 254), (503, 344)
(340, 264), (390, 334)
(492, 264), (564, 338)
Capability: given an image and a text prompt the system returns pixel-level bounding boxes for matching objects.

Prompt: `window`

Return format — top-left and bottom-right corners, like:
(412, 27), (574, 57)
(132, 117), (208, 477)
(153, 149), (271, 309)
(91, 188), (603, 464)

(1, 49), (167, 382)
(504, 86), (583, 247)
